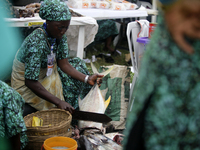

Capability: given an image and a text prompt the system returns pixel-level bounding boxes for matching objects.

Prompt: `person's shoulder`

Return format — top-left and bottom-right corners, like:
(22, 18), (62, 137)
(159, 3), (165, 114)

(0, 80), (12, 96)
(0, 80), (9, 89)
(25, 27), (46, 42)
(32, 27), (46, 36)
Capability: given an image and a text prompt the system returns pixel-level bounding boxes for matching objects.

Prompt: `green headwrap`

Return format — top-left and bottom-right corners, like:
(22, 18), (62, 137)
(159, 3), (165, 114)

(39, 0), (71, 21)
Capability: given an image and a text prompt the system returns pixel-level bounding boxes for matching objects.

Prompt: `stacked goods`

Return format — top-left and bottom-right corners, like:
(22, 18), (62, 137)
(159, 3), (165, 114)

(68, 0), (93, 9)
(112, 0), (138, 10)
(69, 9), (83, 17)
(108, 0), (127, 10)
(13, 3), (40, 18)
(68, 0), (138, 10)
(96, 1), (110, 9)
(25, 3), (41, 13)
(13, 2), (82, 18)
(23, 109), (72, 150)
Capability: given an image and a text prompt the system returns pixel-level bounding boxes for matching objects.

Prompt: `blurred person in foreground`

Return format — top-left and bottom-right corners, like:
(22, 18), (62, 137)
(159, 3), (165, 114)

(0, 1), (28, 149)
(11, 0), (103, 117)
(0, 80), (28, 150)
(123, 0), (200, 149)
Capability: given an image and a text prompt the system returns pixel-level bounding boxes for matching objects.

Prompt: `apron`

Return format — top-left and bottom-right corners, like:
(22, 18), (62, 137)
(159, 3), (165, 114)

(11, 51), (64, 111)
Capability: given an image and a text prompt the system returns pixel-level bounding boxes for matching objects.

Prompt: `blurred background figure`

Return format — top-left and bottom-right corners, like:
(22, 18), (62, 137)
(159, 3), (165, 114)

(0, 0), (23, 81)
(0, 80), (28, 150)
(91, 19), (119, 54)
(123, 0), (200, 150)
(0, 1), (28, 150)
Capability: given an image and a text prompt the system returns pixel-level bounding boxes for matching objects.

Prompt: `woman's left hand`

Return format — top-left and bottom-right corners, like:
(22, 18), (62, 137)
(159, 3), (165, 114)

(87, 74), (104, 86)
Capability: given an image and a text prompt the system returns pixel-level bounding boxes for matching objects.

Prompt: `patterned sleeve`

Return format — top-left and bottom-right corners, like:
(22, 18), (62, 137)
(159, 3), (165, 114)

(0, 81), (28, 149)
(123, 12), (200, 149)
(56, 34), (69, 60)
(23, 29), (49, 80)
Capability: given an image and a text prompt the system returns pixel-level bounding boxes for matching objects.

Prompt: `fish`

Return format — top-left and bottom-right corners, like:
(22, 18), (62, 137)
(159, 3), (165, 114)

(80, 129), (123, 150)
(86, 133), (123, 150)
(78, 62), (114, 130)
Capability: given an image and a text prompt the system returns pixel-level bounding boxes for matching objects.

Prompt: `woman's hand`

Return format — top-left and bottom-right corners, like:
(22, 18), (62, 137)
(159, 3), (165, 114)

(25, 79), (75, 114)
(87, 74), (104, 86)
(56, 101), (75, 114)
(164, 0), (200, 54)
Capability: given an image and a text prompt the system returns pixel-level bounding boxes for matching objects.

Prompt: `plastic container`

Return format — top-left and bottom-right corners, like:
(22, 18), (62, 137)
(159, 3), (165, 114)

(137, 37), (150, 45)
(149, 23), (157, 38)
(42, 136), (77, 150)
(136, 37), (150, 69)
(137, 37), (150, 51)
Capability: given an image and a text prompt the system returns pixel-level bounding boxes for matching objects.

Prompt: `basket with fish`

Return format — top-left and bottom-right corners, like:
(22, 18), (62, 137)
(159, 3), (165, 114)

(23, 108), (72, 150)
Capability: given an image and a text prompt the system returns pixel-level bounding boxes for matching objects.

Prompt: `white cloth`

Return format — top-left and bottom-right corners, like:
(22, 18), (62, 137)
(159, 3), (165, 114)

(66, 16), (98, 51)
(5, 15), (98, 52)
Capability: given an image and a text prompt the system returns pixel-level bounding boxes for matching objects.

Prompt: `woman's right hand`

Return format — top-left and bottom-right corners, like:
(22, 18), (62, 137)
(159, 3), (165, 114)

(25, 79), (75, 114)
(56, 100), (75, 114)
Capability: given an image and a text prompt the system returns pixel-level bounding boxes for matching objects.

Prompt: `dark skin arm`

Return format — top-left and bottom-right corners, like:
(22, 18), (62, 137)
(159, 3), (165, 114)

(57, 58), (103, 86)
(25, 79), (74, 113)
(25, 58), (103, 114)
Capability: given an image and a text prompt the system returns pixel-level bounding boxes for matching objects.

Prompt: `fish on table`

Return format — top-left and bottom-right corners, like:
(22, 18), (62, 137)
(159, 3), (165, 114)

(77, 128), (123, 150)
(78, 62), (114, 131)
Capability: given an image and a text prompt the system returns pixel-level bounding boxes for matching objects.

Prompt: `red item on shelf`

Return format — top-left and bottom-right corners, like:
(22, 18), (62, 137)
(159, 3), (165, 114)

(149, 23), (157, 38)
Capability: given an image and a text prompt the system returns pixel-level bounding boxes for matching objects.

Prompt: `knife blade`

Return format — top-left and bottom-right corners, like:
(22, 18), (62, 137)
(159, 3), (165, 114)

(72, 110), (112, 123)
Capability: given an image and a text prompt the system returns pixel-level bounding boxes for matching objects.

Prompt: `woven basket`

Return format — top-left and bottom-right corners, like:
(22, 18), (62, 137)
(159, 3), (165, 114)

(23, 109), (72, 150)
(24, 109), (72, 136)
(24, 128), (72, 150)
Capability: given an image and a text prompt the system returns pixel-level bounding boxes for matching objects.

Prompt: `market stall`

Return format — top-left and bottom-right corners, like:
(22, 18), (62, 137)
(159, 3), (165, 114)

(3, 1), (147, 149)
(5, 8), (98, 59)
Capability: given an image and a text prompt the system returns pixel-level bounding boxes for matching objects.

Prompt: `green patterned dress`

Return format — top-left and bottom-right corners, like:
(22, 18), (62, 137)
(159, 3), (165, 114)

(16, 25), (91, 109)
(94, 19), (119, 43)
(0, 80), (28, 149)
(123, 11), (200, 150)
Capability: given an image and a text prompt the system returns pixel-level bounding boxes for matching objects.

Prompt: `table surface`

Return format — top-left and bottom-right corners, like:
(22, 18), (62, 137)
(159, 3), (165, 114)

(70, 7), (148, 20)
(5, 15), (97, 27)
(5, 8), (150, 58)
(5, 6), (149, 26)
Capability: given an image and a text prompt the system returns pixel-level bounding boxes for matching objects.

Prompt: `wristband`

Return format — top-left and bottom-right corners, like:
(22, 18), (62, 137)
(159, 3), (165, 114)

(84, 75), (89, 83)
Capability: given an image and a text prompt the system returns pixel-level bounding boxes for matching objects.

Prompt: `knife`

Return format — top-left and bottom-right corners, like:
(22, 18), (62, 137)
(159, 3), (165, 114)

(72, 110), (112, 123)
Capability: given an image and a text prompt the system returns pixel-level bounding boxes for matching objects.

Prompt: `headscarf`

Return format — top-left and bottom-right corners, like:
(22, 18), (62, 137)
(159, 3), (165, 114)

(39, 0), (71, 21)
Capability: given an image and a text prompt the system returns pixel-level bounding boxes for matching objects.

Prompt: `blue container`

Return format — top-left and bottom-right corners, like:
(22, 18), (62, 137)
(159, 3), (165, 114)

(137, 37), (150, 51)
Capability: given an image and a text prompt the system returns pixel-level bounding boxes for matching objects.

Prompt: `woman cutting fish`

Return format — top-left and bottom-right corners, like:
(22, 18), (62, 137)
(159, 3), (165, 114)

(11, 0), (103, 116)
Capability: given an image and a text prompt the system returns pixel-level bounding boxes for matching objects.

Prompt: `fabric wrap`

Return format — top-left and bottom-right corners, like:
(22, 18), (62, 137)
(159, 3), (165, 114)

(11, 53), (64, 111)
(39, 0), (71, 21)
